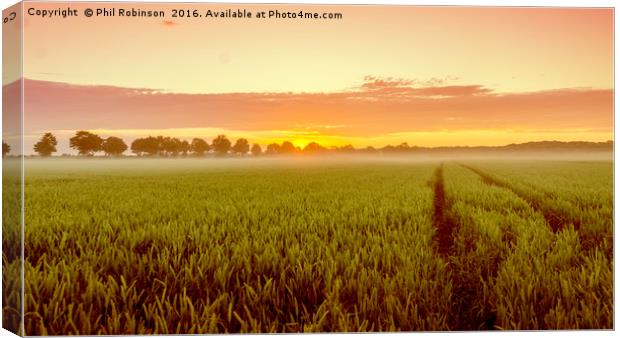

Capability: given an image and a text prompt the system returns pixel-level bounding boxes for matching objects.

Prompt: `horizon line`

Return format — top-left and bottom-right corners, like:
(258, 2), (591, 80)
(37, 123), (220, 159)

(5, 138), (613, 158)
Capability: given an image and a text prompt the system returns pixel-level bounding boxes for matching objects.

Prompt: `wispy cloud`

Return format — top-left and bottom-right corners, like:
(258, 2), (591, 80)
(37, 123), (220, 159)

(357, 76), (488, 98)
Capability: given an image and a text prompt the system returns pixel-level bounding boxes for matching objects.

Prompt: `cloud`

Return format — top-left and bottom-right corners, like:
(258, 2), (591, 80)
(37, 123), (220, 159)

(360, 76), (414, 90)
(14, 78), (613, 139)
(409, 85), (492, 97)
(357, 76), (492, 98)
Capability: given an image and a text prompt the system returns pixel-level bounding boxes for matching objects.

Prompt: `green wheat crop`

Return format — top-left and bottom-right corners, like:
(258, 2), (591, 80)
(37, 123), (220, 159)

(10, 157), (613, 334)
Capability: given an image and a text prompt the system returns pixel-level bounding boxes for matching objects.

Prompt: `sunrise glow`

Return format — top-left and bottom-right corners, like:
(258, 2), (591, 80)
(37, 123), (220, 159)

(9, 3), (613, 154)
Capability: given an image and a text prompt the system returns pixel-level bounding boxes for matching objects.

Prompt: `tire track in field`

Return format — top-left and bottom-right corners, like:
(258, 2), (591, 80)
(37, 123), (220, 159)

(460, 164), (575, 233)
(431, 163), (456, 257)
(460, 164), (610, 256)
(432, 163), (497, 331)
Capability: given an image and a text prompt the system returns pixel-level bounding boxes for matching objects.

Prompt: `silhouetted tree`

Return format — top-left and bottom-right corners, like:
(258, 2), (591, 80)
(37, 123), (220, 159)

(303, 142), (327, 154)
(155, 136), (166, 156)
(102, 137), (127, 156)
(70, 131), (103, 156)
(143, 137), (161, 156)
(381, 142), (410, 153)
(251, 143), (262, 156)
(190, 138), (210, 156)
(162, 137), (184, 156)
(280, 141), (296, 154)
(160, 137), (172, 156)
(265, 143), (281, 155)
(212, 135), (231, 156)
(131, 137), (161, 156)
(398, 142), (410, 151)
(33, 133), (57, 157)
(232, 138), (250, 156)
(361, 146), (378, 155)
(131, 138), (146, 156)
(382, 145), (397, 153)
(179, 140), (190, 156)
(338, 144), (356, 153)
(2, 141), (10, 157)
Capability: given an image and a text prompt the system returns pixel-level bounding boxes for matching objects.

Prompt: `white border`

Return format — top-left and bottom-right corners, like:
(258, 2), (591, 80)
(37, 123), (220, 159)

(0, 0), (616, 337)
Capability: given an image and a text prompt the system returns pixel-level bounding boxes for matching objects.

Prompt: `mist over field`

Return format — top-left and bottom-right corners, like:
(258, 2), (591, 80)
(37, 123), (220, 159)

(18, 149), (613, 175)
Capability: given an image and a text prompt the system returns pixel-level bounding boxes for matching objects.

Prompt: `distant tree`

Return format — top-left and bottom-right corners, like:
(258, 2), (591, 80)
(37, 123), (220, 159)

(155, 136), (167, 156)
(144, 136), (161, 156)
(102, 137), (127, 156)
(70, 131), (102, 156)
(33, 132), (58, 157)
(280, 141), (296, 154)
(338, 144), (356, 153)
(212, 135), (231, 156)
(129, 137), (156, 156)
(362, 146), (378, 155)
(251, 143), (262, 156)
(132, 136), (163, 156)
(303, 142), (327, 154)
(179, 140), (190, 156)
(160, 137), (173, 156)
(232, 138), (250, 156)
(2, 141), (10, 157)
(382, 145), (397, 153)
(131, 138), (146, 156)
(162, 137), (183, 156)
(190, 138), (210, 156)
(265, 143), (281, 155)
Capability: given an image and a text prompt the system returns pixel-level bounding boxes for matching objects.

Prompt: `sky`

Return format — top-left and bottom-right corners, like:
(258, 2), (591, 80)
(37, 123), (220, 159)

(9, 3), (615, 153)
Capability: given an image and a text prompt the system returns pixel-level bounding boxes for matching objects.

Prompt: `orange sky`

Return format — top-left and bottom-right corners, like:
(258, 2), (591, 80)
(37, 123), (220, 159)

(12, 3), (615, 153)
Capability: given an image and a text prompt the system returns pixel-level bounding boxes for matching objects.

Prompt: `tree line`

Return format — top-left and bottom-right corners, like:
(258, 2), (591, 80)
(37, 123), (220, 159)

(5, 131), (377, 157)
(1, 132), (612, 158)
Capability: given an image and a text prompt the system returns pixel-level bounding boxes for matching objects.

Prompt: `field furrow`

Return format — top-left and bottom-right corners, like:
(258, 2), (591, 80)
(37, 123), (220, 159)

(460, 161), (612, 255)
(431, 164), (456, 257)
(444, 162), (612, 330)
(460, 163), (574, 233)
